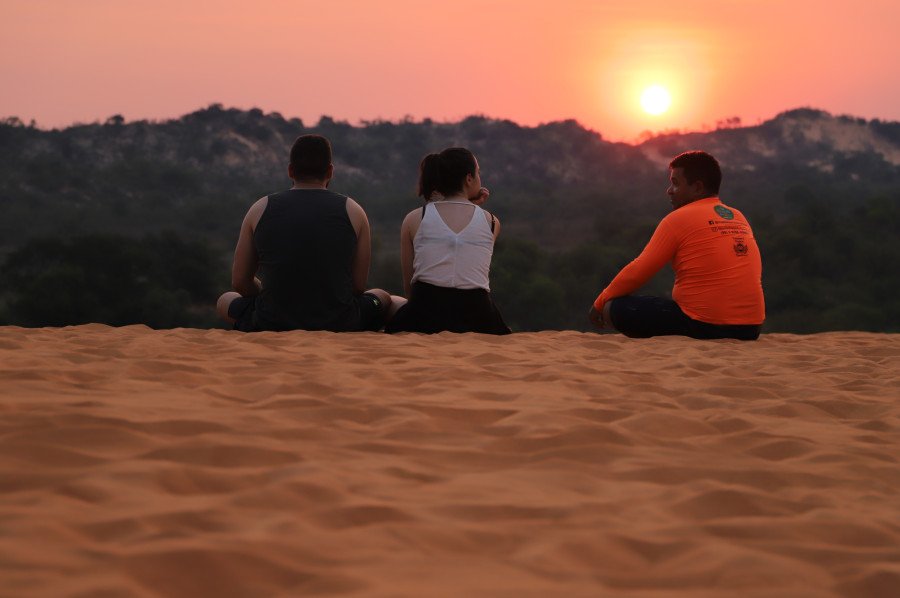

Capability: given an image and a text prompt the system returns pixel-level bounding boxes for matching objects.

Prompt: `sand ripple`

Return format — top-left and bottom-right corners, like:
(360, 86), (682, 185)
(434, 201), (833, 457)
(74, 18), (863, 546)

(1, 326), (899, 597)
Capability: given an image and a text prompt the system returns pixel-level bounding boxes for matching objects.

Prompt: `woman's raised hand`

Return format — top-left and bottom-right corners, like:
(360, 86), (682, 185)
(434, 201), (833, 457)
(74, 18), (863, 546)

(471, 187), (490, 206)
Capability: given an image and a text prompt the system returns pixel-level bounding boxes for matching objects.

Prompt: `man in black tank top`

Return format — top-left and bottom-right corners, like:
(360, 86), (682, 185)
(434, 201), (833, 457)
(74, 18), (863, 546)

(216, 135), (397, 332)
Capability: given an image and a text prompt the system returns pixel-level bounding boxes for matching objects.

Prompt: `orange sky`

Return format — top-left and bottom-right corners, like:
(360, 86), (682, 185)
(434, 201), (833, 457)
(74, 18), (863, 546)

(2, 0), (898, 141)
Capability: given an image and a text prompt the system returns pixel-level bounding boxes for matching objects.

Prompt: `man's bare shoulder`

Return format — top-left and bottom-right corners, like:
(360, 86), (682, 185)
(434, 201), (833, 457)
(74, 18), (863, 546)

(245, 196), (268, 230)
(344, 196), (368, 234)
(345, 196), (365, 215)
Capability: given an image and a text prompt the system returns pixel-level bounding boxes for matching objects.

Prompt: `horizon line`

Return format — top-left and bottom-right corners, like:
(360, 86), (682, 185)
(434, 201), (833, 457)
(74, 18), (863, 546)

(2, 104), (893, 144)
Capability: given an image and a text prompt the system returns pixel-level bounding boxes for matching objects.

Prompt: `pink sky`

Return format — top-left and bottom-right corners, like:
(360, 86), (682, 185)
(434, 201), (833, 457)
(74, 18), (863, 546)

(2, 0), (899, 141)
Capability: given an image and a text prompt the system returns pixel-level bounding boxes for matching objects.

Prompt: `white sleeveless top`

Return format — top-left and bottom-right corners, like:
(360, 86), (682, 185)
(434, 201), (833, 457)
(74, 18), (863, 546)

(412, 201), (494, 291)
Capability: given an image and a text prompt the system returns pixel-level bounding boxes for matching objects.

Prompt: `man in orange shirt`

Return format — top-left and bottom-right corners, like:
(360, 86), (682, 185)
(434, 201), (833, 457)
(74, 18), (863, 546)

(589, 151), (764, 340)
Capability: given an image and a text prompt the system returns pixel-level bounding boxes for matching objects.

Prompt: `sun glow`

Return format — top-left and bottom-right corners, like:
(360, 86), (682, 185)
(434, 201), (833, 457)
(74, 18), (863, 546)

(640, 85), (671, 115)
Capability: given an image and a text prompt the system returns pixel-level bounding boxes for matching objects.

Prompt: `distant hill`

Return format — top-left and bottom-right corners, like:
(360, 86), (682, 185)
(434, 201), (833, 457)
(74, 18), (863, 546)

(1, 105), (898, 249)
(1, 106), (898, 332)
(640, 108), (900, 170)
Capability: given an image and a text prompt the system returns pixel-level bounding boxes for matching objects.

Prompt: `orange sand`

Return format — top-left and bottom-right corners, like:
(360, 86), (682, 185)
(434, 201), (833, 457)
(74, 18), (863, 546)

(1, 326), (898, 597)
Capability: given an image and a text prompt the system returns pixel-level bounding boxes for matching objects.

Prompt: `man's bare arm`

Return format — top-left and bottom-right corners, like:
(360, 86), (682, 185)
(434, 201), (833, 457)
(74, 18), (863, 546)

(231, 198), (266, 296)
(346, 198), (371, 295)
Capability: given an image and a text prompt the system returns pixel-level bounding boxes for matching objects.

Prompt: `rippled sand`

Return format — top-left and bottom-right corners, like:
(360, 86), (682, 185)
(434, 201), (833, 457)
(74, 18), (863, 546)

(1, 326), (898, 597)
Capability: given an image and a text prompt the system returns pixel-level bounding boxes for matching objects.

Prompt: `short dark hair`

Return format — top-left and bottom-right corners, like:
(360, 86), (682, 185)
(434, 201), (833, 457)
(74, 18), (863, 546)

(669, 151), (722, 195)
(434, 147), (477, 196)
(290, 134), (332, 181)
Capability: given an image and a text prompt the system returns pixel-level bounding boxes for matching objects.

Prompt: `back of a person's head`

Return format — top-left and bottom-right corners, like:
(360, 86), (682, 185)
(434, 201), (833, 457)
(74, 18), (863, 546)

(435, 147), (477, 197)
(290, 135), (332, 181)
(669, 150), (722, 196)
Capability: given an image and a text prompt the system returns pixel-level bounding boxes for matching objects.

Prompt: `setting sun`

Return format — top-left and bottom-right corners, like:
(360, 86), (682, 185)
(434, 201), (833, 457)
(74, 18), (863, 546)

(640, 85), (672, 115)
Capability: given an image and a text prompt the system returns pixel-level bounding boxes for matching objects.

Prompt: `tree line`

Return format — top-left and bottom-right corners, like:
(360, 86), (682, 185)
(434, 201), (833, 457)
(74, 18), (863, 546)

(2, 190), (896, 332)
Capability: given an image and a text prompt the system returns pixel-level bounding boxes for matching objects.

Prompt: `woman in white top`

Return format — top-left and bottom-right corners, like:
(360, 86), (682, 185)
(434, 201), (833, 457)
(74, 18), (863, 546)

(385, 148), (510, 334)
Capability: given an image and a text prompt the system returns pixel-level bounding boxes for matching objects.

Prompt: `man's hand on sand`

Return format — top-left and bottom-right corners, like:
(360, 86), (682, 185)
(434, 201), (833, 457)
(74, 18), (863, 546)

(588, 305), (607, 330)
(471, 187), (490, 206)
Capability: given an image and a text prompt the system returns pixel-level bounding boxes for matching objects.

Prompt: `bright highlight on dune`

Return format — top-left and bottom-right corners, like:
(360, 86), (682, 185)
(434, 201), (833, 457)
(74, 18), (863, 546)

(640, 85), (672, 115)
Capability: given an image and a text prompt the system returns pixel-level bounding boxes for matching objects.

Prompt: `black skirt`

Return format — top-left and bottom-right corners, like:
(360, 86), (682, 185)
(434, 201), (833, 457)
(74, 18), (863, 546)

(385, 281), (511, 335)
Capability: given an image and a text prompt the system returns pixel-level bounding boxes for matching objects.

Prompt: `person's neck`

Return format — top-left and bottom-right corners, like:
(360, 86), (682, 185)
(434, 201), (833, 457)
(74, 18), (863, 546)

(682, 195), (718, 207)
(436, 192), (467, 202)
(290, 180), (328, 190)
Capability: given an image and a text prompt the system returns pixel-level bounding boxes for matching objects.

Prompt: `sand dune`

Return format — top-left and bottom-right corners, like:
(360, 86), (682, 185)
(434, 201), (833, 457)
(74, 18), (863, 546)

(1, 326), (898, 597)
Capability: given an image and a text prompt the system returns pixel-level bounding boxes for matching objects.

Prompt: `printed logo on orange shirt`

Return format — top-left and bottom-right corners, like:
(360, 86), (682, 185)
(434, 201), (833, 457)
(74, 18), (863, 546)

(714, 205), (734, 220)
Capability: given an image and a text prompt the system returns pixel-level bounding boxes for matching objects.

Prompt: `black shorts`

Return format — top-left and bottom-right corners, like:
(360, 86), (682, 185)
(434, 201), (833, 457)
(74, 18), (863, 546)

(608, 296), (761, 340)
(228, 293), (385, 332)
(385, 281), (511, 335)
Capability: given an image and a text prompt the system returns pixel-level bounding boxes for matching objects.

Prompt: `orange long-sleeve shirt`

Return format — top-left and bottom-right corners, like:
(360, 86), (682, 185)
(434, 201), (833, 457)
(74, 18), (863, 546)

(593, 197), (765, 325)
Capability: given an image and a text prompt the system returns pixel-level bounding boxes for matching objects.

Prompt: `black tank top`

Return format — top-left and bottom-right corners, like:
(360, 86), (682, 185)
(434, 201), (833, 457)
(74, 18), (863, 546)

(253, 189), (358, 331)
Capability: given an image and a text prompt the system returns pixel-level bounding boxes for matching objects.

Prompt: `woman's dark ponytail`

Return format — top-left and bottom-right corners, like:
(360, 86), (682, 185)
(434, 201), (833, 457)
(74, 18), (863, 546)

(417, 153), (441, 200)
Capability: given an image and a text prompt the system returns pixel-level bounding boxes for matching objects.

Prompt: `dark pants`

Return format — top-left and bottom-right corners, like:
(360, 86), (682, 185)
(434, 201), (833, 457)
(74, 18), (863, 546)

(228, 293), (384, 332)
(609, 296), (761, 340)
